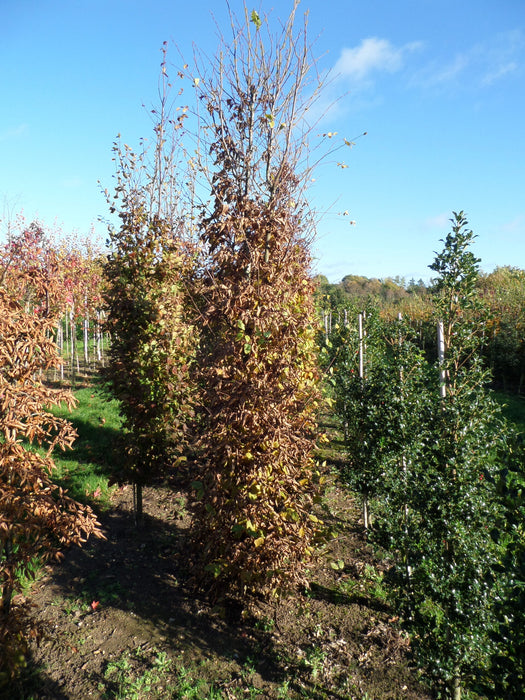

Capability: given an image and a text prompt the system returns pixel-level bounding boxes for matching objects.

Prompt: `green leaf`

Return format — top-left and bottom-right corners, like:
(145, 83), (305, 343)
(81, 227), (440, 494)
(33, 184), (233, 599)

(330, 559), (345, 571)
(250, 10), (262, 30)
(265, 113), (275, 129)
(191, 480), (204, 499)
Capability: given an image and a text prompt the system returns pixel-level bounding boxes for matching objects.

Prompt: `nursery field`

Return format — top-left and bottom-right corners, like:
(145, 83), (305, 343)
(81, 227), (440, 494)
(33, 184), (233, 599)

(2, 7), (524, 696)
(8, 380), (434, 700)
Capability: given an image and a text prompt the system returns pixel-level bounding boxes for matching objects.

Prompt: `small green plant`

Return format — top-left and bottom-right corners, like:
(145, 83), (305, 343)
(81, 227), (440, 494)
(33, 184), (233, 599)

(173, 495), (188, 520)
(101, 647), (172, 700)
(62, 597), (88, 617)
(335, 576), (358, 597)
(302, 645), (327, 682)
(276, 680), (293, 699)
(361, 564), (387, 602)
(173, 664), (223, 699)
(254, 615), (275, 632)
(239, 656), (259, 684)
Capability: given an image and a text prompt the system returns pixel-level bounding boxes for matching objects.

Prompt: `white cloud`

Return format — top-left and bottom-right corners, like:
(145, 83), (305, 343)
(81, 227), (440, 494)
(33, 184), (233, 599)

(0, 123), (28, 142)
(434, 54), (470, 85)
(333, 37), (422, 83)
(482, 61), (518, 86)
(481, 30), (523, 85)
(412, 30), (523, 91)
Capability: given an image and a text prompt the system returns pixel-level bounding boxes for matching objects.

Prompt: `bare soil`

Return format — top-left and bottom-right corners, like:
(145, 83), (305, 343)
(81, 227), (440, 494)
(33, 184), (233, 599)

(8, 470), (433, 699)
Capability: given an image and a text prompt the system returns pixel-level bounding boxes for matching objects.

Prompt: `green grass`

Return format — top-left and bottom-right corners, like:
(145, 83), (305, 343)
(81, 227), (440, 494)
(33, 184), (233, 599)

(100, 647), (173, 700)
(47, 383), (124, 509)
(99, 650), (273, 700)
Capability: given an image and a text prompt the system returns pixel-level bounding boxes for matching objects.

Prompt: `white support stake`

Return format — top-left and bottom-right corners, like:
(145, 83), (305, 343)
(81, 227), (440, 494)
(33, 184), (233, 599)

(358, 311), (368, 529)
(438, 320), (446, 398)
(358, 313), (364, 380)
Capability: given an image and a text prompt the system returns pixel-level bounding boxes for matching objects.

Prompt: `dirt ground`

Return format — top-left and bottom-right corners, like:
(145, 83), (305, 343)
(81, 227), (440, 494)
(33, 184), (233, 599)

(8, 471), (433, 699)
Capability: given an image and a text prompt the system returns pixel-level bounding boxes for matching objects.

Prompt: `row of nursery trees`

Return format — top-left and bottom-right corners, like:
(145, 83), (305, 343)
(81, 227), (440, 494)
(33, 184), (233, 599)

(0, 218), (107, 377)
(1, 5), (523, 698)
(1, 4), (328, 686)
(102, 9), (327, 596)
(5, 215), (524, 393)
(0, 227), (103, 681)
(4, 217), (523, 394)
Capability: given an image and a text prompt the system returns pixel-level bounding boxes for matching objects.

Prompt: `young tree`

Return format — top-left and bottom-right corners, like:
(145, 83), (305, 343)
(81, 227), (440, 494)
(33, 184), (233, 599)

(189, 4), (328, 596)
(384, 213), (504, 699)
(103, 50), (197, 525)
(327, 309), (394, 529)
(332, 214), (508, 698)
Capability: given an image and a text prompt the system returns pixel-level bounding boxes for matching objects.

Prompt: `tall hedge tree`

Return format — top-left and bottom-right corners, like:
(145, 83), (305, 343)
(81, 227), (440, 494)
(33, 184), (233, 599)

(189, 5), (328, 597)
(103, 57), (196, 524)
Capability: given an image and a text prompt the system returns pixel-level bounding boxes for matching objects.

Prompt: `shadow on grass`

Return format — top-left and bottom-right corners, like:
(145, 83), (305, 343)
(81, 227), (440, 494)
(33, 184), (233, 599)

(64, 417), (123, 470)
(51, 416), (125, 508)
(308, 581), (391, 614)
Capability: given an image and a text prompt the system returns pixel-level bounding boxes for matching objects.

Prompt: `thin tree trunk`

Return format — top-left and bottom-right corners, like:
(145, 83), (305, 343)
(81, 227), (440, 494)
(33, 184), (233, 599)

(359, 313), (365, 380)
(1, 538), (13, 618)
(133, 483), (144, 528)
(83, 315), (89, 368)
(65, 310), (70, 365)
(452, 668), (461, 700)
(359, 312), (369, 531)
(363, 497), (369, 530)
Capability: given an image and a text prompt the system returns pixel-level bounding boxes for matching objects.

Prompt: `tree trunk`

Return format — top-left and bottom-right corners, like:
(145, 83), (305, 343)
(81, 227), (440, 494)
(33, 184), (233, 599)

(452, 669), (461, 700)
(1, 538), (13, 618)
(133, 482), (144, 528)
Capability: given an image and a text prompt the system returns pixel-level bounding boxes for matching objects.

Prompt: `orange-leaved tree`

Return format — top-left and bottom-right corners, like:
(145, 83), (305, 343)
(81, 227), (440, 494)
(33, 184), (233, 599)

(189, 4), (328, 597)
(0, 248), (102, 684)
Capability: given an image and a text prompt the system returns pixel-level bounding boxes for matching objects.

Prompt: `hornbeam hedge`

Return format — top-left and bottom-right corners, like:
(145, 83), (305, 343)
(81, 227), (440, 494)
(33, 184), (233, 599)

(189, 5), (328, 596)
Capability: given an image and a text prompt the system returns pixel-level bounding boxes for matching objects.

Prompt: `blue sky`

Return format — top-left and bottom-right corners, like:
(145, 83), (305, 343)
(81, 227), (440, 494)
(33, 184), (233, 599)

(1, 0), (524, 283)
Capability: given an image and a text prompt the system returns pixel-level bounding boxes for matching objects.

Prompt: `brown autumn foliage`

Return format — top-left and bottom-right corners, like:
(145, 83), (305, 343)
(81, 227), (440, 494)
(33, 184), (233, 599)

(189, 4), (328, 597)
(0, 256), (102, 683)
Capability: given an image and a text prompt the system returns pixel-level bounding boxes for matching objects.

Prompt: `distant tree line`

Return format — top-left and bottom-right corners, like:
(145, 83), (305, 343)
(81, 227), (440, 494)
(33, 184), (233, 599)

(314, 273), (427, 310)
(315, 266), (525, 393)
